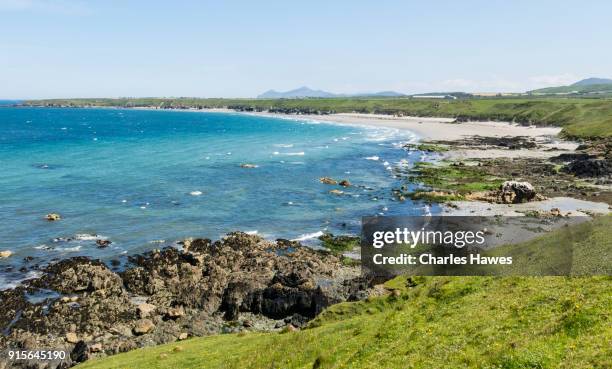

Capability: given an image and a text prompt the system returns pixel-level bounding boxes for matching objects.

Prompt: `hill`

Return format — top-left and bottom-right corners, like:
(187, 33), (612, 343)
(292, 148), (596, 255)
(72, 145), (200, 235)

(257, 87), (336, 99)
(530, 77), (612, 95)
(572, 78), (612, 86)
(77, 216), (612, 369)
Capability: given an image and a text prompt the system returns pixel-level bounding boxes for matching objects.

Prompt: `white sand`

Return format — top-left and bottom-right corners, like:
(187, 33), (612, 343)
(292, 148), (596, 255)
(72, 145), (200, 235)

(235, 110), (576, 159)
(248, 112), (563, 141)
(446, 197), (610, 217)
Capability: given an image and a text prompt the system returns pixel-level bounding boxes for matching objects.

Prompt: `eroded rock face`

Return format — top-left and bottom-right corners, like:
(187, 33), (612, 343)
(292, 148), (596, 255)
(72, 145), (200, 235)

(0, 233), (364, 368)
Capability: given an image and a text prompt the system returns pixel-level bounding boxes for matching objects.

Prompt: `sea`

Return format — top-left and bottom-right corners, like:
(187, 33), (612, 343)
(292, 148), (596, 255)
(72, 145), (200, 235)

(0, 106), (433, 287)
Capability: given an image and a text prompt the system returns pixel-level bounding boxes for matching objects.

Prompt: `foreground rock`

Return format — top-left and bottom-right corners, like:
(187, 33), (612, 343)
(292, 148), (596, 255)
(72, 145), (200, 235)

(0, 233), (366, 368)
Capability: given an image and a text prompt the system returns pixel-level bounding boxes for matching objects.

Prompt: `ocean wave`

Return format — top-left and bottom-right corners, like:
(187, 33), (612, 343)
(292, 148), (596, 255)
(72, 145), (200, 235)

(274, 151), (305, 156)
(273, 143), (294, 148)
(56, 246), (82, 252)
(189, 191), (203, 196)
(0, 271), (43, 290)
(365, 156), (380, 161)
(74, 233), (105, 241)
(291, 231), (324, 242)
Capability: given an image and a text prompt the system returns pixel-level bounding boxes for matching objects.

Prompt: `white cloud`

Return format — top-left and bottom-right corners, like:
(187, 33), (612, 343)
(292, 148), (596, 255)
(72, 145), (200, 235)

(433, 74), (580, 93)
(0, 0), (91, 14)
(528, 73), (578, 88)
(439, 77), (522, 92)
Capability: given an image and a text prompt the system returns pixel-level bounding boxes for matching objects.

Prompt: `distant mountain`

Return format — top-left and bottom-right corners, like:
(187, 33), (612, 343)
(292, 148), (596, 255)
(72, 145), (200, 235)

(257, 87), (336, 99)
(571, 77), (612, 86)
(257, 87), (405, 99)
(529, 77), (612, 95)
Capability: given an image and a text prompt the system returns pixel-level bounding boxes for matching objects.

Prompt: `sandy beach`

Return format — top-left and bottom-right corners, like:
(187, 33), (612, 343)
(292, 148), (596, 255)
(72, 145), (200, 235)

(242, 111), (563, 141)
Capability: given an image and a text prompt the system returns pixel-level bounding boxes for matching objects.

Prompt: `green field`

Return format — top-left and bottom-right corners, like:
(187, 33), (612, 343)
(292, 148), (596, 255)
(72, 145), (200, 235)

(23, 97), (612, 139)
(78, 216), (612, 369)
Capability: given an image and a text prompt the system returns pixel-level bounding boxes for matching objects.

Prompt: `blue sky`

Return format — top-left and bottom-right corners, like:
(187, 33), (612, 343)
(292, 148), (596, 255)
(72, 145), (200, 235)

(1, 0), (611, 98)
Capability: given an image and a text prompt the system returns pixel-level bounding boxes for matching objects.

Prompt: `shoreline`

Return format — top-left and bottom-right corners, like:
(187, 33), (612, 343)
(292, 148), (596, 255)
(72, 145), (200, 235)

(242, 111), (564, 141)
(203, 109), (611, 215)
(1, 106), (610, 367)
(132, 106), (566, 142)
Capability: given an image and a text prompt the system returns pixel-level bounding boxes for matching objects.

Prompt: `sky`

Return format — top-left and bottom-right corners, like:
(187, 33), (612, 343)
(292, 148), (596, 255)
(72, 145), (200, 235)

(1, 0), (611, 99)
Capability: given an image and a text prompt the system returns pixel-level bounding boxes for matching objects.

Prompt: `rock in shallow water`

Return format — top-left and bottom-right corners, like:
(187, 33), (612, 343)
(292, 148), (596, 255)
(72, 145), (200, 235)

(45, 213), (61, 221)
(319, 177), (337, 185)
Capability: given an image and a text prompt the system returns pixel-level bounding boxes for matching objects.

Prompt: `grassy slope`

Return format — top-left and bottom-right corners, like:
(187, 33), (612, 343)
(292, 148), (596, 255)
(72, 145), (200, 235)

(78, 217), (612, 369)
(23, 97), (612, 139)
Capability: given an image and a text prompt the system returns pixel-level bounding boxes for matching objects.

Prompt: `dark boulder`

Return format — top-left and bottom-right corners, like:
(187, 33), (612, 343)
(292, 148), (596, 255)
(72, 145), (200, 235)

(563, 158), (612, 178)
(70, 340), (89, 363)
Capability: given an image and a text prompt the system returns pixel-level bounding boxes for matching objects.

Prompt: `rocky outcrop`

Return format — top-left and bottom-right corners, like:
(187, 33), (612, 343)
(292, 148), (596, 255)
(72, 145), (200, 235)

(498, 181), (537, 203)
(0, 233), (365, 368)
(563, 158), (611, 178)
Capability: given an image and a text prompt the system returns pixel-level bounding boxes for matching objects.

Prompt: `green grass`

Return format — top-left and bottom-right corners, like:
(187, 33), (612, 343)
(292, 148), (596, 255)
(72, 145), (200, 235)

(407, 191), (465, 202)
(77, 276), (611, 369)
(405, 143), (450, 152)
(410, 161), (502, 195)
(23, 97), (612, 139)
(488, 215), (612, 276)
(318, 233), (360, 254)
(77, 217), (612, 369)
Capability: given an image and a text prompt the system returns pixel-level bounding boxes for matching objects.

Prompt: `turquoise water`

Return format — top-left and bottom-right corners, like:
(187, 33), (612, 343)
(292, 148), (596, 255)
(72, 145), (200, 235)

(0, 107), (428, 285)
